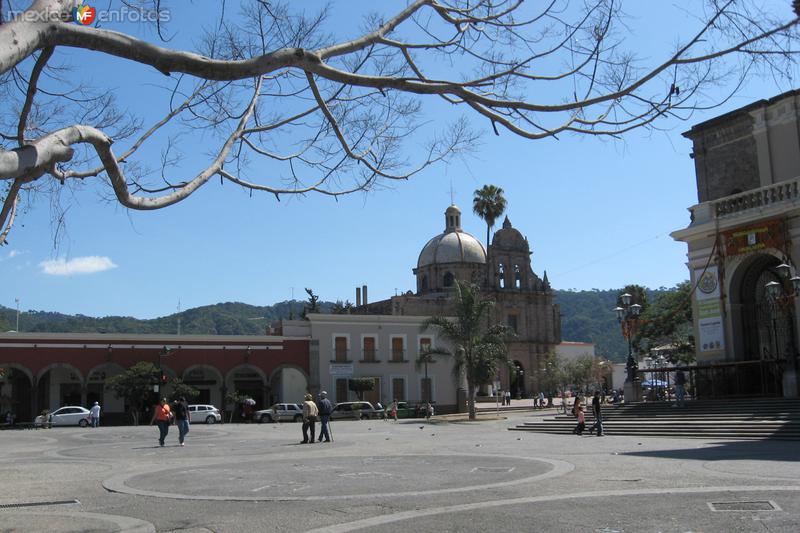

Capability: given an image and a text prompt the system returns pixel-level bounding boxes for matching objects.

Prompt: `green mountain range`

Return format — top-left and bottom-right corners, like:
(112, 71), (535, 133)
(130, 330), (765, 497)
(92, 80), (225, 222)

(0, 287), (674, 362)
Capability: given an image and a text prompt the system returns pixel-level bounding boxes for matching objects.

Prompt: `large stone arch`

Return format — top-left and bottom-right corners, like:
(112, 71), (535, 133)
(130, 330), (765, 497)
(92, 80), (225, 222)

(86, 362), (126, 413)
(268, 364), (308, 405)
(36, 362), (85, 412)
(225, 364), (268, 418)
(182, 364), (224, 407)
(727, 252), (790, 362)
(0, 363), (34, 421)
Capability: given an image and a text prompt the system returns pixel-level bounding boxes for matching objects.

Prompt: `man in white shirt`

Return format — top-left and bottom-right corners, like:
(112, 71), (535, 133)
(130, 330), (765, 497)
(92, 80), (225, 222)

(90, 402), (101, 428)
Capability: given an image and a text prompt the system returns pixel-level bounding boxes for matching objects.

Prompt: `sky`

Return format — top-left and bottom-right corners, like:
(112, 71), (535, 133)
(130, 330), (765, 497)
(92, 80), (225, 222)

(3, 0), (799, 320)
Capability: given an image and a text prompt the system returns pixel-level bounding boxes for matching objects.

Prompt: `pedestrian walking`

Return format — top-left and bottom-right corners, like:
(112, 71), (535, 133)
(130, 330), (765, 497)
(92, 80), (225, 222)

(390, 399), (398, 421)
(589, 390), (604, 436)
(89, 401), (101, 428)
(150, 398), (172, 447)
(317, 391), (333, 443)
(572, 398), (585, 435)
(172, 397), (190, 446)
(674, 368), (687, 407)
(301, 394), (318, 444)
(505, 390), (511, 406)
(538, 391), (545, 409)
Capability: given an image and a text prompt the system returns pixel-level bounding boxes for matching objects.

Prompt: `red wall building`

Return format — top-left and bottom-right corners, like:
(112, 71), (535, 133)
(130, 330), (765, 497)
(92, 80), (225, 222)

(0, 332), (310, 423)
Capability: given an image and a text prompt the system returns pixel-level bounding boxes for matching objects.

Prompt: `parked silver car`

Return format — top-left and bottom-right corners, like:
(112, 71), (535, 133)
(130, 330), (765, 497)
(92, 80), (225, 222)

(48, 406), (91, 427)
(254, 403), (303, 423)
(330, 401), (382, 420)
(188, 404), (221, 424)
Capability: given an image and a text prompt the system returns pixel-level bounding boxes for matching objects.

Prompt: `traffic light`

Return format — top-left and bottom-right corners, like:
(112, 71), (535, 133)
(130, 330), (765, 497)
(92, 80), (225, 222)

(160, 373), (168, 384)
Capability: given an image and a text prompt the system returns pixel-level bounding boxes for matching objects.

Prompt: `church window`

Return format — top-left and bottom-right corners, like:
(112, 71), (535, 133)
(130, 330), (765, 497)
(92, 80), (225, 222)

(507, 314), (518, 333)
(443, 272), (455, 287)
(514, 265), (521, 289)
(498, 264), (505, 289)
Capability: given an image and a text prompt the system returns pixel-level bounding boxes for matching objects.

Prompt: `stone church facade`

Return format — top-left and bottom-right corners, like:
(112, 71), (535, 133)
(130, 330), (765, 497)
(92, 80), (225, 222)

(672, 89), (800, 397)
(357, 204), (561, 398)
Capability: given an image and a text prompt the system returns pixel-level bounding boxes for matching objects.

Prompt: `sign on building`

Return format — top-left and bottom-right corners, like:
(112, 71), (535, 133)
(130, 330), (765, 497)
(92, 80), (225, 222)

(329, 363), (354, 376)
(694, 265), (724, 353)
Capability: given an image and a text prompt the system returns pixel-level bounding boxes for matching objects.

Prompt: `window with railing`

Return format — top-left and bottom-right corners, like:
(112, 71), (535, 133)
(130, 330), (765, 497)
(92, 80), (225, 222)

(362, 337), (377, 362)
(334, 336), (348, 362)
(391, 337), (405, 362)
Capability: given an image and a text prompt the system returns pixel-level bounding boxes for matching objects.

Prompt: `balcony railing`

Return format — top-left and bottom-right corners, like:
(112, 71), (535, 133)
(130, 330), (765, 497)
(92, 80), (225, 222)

(714, 178), (800, 219)
(390, 348), (406, 362)
(362, 348), (378, 362)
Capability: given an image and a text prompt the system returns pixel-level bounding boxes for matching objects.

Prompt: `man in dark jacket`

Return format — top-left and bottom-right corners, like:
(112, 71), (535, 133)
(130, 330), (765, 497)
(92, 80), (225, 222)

(589, 390), (603, 436)
(317, 391), (333, 443)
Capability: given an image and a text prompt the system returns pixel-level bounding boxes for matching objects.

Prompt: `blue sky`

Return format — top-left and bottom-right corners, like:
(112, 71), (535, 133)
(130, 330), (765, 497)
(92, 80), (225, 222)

(3, 1), (799, 319)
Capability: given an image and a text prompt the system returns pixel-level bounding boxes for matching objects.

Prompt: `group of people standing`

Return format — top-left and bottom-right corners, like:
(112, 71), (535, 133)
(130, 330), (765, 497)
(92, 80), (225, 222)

(300, 391), (332, 444)
(150, 397), (190, 447)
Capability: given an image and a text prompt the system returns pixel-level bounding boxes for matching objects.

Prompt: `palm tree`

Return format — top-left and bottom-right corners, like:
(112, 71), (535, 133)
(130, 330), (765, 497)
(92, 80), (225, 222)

(422, 281), (509, 420)
(472, 185), (507, 251)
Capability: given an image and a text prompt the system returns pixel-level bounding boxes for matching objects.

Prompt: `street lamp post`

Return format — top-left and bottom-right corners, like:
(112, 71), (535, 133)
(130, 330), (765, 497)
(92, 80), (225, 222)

(614, 292), (642, 403)
(764, 261), (800, 397)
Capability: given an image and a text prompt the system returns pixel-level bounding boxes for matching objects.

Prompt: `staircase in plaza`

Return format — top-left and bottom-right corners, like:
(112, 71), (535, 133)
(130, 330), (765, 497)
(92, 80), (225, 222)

(508, 398), (800, 440)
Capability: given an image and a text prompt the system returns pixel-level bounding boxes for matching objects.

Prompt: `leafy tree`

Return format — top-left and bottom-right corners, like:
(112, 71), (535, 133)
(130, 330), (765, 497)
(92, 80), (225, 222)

(224, 389), (249, 423)
(635, 281), (695, 365)
(2, 2), (798, 243)
(167, 379), (200, 403)
(472, 185), (507, 250)
(347, 378), (375, 401)
(301, 288), (321, 319)
(423, 280), (509, 420)
(105, 361), (159, 425)
(331, 300), (354, 315)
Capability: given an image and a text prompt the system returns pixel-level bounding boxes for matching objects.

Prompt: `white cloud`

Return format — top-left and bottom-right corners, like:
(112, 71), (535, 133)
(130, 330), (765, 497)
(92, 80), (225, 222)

(8, 250), (20, 258)
(39, 256), (118, 276)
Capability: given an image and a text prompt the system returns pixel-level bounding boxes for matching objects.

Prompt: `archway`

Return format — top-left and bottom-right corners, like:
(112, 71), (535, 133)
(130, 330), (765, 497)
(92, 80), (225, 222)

(86, 363), (126, 414)
(36, 363), (84, 412)
(225, 365), (268, 420)
(0, 364), (34, 422)
(269, 365), (308, 405)
(731, 254), (794, 362)
(182, 365), (224, 407)
(510, 360), (525, 399)
(728, 253), (789, 396)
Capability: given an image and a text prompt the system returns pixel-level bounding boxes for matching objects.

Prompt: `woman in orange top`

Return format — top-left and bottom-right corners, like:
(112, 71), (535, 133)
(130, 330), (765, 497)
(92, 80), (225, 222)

(150, 398), (172, 447)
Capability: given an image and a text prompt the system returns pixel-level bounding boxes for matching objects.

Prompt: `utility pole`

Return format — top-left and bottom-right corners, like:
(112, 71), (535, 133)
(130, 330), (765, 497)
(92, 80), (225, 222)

(14, 298), (20, 332)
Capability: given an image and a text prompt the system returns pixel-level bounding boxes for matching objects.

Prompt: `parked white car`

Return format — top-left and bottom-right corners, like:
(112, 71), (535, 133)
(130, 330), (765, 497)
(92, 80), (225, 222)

(254, 403), (303, 423)
(48, 406), (91, 427)
(188, 404), (221, 424)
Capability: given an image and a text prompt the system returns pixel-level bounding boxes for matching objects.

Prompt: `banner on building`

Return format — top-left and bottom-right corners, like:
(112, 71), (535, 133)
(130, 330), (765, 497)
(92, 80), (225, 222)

(722, 219), (784, 256)
(694, 265), (724, 352)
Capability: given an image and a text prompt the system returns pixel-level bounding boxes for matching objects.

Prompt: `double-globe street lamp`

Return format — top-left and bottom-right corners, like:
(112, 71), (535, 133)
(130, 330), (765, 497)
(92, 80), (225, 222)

(614, 293), (642, 395)
(764, 261), (800, 396)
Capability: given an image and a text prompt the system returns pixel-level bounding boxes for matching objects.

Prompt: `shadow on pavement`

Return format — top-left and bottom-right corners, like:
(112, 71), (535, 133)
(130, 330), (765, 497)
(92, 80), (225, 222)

(621, 439), (800, 462)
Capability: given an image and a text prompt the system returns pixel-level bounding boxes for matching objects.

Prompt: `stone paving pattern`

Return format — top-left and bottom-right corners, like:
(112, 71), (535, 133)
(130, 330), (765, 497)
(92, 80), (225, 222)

(1, 410), (799, 532)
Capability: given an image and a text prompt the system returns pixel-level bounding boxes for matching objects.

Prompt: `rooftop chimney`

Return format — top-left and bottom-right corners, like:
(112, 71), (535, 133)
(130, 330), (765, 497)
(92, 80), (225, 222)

(362, 285), (368, 305)
(356, 287), (362, 307)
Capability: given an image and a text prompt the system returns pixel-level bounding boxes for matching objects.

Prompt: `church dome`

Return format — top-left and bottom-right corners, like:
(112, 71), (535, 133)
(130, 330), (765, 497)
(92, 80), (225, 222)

(417, 205), (487, 268)
(491, 216), (529, 252)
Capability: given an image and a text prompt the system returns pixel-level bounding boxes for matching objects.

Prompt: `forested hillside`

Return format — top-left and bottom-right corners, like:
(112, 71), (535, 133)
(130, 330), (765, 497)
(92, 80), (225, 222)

(0, 300), (333, 336)
(555, 288), (671, 361)
(2, 287), (683, 361)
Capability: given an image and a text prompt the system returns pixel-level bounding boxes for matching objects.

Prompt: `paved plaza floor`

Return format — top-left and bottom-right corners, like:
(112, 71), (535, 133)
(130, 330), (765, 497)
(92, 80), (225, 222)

(1, 410), (799, 532)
